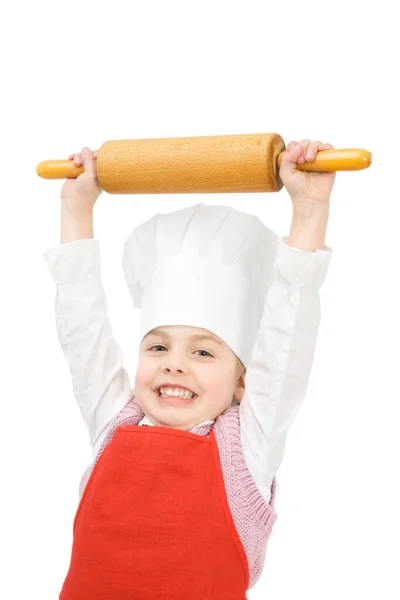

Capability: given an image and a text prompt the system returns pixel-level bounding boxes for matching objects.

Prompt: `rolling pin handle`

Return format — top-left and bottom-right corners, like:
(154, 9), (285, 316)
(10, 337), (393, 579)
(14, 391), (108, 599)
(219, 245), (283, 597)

(277, 148), (372, 172)
(36, 160), (85, 180)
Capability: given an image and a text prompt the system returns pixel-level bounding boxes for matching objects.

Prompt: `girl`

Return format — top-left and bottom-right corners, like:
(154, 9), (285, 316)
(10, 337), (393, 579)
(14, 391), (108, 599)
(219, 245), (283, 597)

(43, 139), (335, 599)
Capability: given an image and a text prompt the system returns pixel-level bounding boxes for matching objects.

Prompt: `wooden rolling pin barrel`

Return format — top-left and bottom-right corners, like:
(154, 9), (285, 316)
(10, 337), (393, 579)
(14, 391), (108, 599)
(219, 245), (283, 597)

(36, 133), (372, 194)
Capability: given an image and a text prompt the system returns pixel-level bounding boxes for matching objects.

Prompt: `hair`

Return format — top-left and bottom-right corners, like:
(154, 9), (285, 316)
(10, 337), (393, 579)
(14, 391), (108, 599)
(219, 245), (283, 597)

(236, 356), (246, 378)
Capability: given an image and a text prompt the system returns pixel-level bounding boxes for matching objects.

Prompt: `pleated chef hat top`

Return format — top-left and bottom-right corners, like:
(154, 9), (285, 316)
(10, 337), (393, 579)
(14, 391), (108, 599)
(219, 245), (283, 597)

(122, 203), (279, 367)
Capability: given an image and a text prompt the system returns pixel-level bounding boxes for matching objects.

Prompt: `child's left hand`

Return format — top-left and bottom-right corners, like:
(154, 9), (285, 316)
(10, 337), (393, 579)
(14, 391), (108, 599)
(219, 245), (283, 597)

(279, 139), (337, 214)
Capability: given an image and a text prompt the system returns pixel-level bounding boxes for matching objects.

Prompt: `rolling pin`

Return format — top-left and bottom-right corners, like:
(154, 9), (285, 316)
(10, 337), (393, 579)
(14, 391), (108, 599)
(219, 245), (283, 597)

(36, 133), (372, 194)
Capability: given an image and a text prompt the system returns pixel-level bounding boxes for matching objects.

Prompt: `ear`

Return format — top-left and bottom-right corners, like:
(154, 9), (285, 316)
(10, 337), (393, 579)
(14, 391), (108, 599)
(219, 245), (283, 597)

(233, 372), (245, 403)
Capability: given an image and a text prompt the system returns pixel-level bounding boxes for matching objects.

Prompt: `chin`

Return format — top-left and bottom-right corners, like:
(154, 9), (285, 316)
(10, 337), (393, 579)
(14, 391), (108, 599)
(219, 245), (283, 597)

(157, 407), (195, 426)
(143, 402), (194, 429)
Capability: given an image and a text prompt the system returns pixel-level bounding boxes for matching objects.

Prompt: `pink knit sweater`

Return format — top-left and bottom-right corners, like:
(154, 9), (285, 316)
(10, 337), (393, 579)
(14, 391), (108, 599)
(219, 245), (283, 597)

(78, 396), (278, 589)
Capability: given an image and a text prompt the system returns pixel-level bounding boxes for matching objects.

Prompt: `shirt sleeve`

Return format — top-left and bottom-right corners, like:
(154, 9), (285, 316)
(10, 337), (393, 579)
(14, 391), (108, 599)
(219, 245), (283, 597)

(42, 238), (134, 454)
(239, 236), (333, 503)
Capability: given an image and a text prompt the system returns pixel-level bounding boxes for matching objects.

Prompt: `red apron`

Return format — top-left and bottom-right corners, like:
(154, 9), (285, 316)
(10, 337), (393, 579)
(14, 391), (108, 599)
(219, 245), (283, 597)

(59, 424), (250, 599)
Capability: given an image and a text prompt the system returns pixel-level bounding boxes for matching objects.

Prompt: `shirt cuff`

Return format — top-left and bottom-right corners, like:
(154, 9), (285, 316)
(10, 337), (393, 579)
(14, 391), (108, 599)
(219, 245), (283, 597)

(42, 238), (102, 285)
(274, 235), (333, 290)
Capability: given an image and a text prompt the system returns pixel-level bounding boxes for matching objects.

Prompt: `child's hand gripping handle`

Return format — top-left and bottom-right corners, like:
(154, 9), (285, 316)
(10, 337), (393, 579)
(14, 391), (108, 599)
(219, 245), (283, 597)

(36, 133), (372, 194)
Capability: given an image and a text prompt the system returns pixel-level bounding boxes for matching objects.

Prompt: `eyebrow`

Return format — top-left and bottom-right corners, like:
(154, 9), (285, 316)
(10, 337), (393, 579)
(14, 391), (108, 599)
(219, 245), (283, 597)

(143, 328), (224, 348)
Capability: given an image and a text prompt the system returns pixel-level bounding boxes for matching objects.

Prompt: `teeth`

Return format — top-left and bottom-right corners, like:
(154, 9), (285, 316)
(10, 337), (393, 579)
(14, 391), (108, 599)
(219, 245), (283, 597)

(159, 387), (194, 399)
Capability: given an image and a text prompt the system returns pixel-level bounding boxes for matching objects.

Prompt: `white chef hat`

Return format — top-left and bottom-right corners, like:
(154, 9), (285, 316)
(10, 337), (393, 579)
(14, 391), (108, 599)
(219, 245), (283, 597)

(122, 203), (279, 367)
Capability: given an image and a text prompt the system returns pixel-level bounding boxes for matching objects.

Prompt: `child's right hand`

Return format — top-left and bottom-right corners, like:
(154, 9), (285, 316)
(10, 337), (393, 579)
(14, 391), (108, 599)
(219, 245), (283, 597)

(61, 147), (103, 213)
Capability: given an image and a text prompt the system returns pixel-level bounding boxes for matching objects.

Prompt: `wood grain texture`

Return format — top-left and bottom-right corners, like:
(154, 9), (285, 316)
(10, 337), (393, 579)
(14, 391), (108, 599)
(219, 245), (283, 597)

(36, 135), (372, 191)
(96, 133), (286, 194)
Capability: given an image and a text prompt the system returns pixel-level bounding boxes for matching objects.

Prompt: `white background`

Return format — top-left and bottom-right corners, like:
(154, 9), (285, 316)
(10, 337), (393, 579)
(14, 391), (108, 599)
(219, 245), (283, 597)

(1, 1), (399, 598)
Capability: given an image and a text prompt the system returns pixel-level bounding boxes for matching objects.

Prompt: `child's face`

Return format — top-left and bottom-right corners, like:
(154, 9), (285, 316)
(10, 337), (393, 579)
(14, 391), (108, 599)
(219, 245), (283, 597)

(134, 325), (245, 430)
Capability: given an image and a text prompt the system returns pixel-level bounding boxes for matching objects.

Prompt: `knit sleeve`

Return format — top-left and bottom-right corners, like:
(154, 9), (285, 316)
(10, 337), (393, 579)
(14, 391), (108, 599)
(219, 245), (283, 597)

(239, 236), (333, 501)
(42, 238), (134, 452)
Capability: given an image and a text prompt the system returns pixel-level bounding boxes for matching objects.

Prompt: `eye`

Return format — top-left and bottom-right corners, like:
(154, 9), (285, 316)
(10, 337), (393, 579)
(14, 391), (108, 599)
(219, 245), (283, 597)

(147, 346), (213, 357)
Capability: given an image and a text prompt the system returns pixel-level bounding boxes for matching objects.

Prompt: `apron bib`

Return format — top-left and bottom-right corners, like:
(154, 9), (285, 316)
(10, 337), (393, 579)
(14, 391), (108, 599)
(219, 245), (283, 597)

(60, 425), (249, 599)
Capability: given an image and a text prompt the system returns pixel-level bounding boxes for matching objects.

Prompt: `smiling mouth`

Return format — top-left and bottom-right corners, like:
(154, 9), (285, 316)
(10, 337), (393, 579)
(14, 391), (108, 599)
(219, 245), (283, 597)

(154, 390), (198, 404)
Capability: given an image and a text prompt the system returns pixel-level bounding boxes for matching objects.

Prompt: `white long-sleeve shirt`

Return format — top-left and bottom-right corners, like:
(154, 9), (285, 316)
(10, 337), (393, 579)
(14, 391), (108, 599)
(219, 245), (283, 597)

(42, 236), (332, 503)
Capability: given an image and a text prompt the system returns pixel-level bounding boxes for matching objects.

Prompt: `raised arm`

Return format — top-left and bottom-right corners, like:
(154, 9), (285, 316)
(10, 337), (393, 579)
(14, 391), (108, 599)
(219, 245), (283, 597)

(239, 140), (336, 503)
(42, 148), (133, 456)
(239, 212), (332, 503)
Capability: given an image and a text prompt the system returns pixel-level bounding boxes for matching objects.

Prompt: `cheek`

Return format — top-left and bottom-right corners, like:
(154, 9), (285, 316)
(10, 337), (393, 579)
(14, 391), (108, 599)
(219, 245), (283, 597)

(134, 362), (154, 387)
(202, 372), (231, 397)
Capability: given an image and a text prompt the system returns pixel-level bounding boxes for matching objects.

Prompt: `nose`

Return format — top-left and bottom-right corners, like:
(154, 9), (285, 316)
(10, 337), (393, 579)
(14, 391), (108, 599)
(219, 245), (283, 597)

(163, 365), (184, 374)
(162, 353), (187, 374)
